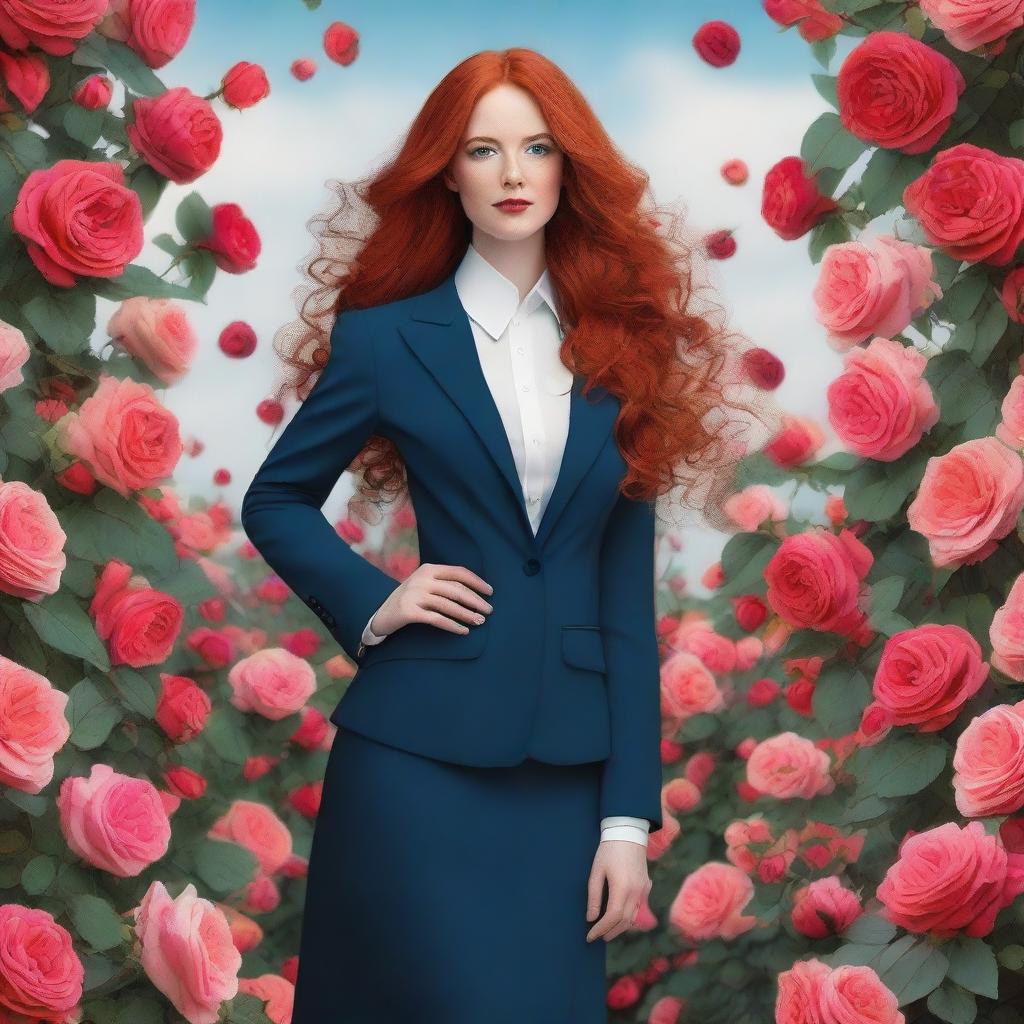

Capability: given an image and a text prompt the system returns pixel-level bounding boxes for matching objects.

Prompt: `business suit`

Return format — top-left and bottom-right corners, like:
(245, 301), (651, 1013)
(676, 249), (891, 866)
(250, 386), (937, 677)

(240, 262), (663, 1021)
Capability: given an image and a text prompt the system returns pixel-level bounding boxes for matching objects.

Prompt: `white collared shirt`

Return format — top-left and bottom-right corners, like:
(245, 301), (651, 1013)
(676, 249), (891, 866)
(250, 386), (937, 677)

(358, 243), (650, 847)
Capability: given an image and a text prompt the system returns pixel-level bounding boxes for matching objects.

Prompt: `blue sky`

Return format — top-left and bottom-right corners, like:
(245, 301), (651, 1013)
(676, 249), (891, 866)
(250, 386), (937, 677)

(119, 2), (861, 590)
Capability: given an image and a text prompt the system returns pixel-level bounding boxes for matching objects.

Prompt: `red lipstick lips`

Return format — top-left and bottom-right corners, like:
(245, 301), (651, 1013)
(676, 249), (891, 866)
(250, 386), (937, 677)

(494, 199), (532, 212)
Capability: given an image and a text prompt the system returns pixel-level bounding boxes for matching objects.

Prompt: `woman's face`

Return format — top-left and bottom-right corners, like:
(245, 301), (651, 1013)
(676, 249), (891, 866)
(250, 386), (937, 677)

(444, 83), (564, 244)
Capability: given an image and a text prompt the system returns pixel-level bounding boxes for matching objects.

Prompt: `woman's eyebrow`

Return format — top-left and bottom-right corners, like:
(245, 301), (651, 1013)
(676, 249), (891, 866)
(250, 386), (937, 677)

(463, 133), (555, 145)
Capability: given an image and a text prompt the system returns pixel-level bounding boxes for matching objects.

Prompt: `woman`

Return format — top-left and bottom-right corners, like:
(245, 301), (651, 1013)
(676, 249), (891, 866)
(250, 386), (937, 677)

(241, 47), (774, 1024)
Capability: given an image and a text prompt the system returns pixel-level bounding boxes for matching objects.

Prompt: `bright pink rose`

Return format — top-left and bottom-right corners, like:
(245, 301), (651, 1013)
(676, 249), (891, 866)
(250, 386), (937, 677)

(89, 559), (184, 667)
(919, 0), (1024, 52)
(208, 798), (292, 874)
(72, 73), (112, 110)
(827, 337), (939, 461)
(818, 965), (905, 1024)
(127, 86), (222, 184)
(742, 346), (785, 388)
(0, 0), (107, 54)
(791, 876), (863, 938)
(0, 656), (70, 794)
(692, 19), (741, 66)
(776, 957), (831, 1024)
(991, 571), (1024, 680)
(194, 202), (261, 273)
(155, 672), (211, 742)
(107, 296), (198, 384)
(0, 904), (83, 1023)
(0, 319), (29, 392)
(871, 623), (988, 731)
(0, 480), (66, 601)
(221, 60), (270, 109)
(837, 31), (965, 154)
(763, 0), (843, 41)
(61, 374), (183, 496)
(228, 648), (316, 720)
(58, 763), (172, 877)
(735, 636), (763, 670)
(669, 861), (757, 940)
(746, 732), (835, 799)
(907, 436), (1024, 567)
(237, 974), (294, 1024)
(723, 483), (789, 531)
(0, 50), (49, 112)
(997, 374), (1024, 448)
(762, 156), (840, 241)
(661, 651), (725, 721)
(813, 235), (942, 351)
(676, 626), (737, 673)
(903, 143), (1024, 266)
(97, 0), (196, 68)
(953, 700), (1024, 816)
(876, 820), (1024, 937)
(12, 159), (143, 287)
(290, 57), (316, 81)
(132, 880), (240, 1024)
(764, 527), (873, 637)
(764, 414), (825, 466)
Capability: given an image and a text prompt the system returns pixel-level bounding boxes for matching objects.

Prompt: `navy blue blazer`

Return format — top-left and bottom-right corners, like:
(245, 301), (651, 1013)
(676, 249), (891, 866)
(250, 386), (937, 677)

(240, 268), (663, 832)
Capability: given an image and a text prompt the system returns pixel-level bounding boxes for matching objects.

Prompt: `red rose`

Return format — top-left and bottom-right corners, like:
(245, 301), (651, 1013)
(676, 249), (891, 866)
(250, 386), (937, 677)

(195, 202), (261, 273)
(0, 0), (107, 55)
(12, 159), (144, 287)
(904, 143), (1024, 265)
(693, 20), (741, 67)
(762, 155), (840, 241)
(72, 73), (113, 110)
(838, 31), (965, 154)
(97, 0), (195, 69)
(0, 51), (48, 112)
(763, 0), (843, 42)
(221, 61), (270, 109)
(127, 86), (222, 184)
(742, 347), (784, 389)
(323, 20), (359, 64)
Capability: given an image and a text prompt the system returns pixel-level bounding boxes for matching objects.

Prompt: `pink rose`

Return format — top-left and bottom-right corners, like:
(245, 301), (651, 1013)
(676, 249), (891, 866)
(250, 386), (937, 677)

(876, 820), (1024, 937)
(0, 0), (107, 54)
(155, 672), (212, 742)
(953, 700), (1024, 816)
(61, 374), (183, 496)
(12, 159), (143, 287)
(97, 0), (196, 68)
(764, 414), (825, 466)
(194, 202), (261, 273)
(818, 965), (905, 1024)
(0, 904), (83, 1023)
(0, 319), (29, 392)
(675, 625), (737, 673)
(228, 648), (316, 720)
(776, 957), (831, 1024)
(764, 527), (873, 637)
(58, 763), (172, 877)
(132, 880), (240, 1024)
(723, 483), (789, 531)
(72, 73), (112, 110)
(669, 861), (757, 941)
(813, 235), (942, 351)
(907, 436), (1024, 567)
(89, 559), (184, 667)
(221, 61), (270, 109)
(997, 374), (1024, 448)
(827, 337), (939, 460)
(919, 0), (1024, 52)
(762, 156), (840, 241)
(0, 480), (67, 601)
(0, 656), (70, 794)
(127, 86), (222, 184)
(107, 296), (198, 384)
(903, 143), (1024, 266)
(661, 651), (725, 721)
(838, 32), (965, 154)
(208, 799), (292, 874)
(237, 974), (294, 1024)
(0, 50), (49, 112)
(991, 571), (1024, 680)
(791, 876), (863, 938)
(746, 732), (835, 799)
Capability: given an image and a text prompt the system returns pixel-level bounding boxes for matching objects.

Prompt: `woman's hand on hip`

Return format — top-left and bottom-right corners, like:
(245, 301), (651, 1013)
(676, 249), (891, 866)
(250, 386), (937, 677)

(585, 840), (651, 943)
(369, 563), (494, 636)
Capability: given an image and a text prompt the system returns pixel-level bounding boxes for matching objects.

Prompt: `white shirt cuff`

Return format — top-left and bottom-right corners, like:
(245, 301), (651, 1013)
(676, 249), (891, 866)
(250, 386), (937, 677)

(600, 815), (650, 846)
(360, 610), (389, 645)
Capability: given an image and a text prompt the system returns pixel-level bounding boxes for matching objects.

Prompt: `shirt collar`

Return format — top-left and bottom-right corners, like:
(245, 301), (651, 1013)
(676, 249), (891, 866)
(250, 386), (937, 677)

(454, 242), (561, 341)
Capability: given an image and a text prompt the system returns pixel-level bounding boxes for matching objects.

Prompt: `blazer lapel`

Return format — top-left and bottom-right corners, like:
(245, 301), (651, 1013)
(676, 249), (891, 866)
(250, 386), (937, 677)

(398, 269), (620, 547)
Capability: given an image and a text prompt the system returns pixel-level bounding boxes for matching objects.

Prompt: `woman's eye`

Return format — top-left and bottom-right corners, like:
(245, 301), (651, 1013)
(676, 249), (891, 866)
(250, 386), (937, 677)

(470, 146), (493, 158)
(527, 143), (551, 155)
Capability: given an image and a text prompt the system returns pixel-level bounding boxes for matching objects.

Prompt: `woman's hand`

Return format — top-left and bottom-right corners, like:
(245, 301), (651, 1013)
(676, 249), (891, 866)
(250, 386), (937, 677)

(585, 840), (651, 943)
(369, 563), (493, 637)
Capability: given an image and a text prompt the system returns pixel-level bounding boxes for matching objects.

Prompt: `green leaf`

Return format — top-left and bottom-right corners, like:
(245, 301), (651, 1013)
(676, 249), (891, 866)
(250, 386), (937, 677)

(68, 894), (125, 952)
(1011, 119), (1024, 150)
(843, 913), (897, 946)
(21, 854), (56, 895)
(801, 112), (867, 174)
(943, 269), (990, 323)
(65, 677), (122, 749)
(717, 532), (778, 598)
(22, 591), (110, 672)
(809, 215), (852, 264)
(927, 983), (977, 1024)
(114, 997), (164, 1024)
(71, 35), (163, 97)
(811, 74), (839, 111)
(859, 735), (948, 798)
(945, 938), (998, 999)
(878, 936), (950, 1006)
(860, 149), (928, 217)
(926, 351), (990, 426)
(813, 664), (871, 736)
(175, 192), (213, 244)
(970, 298), (1008, 367)
(92, 264), (196, 302)
(23, 288), (96, 355)
(194, 838), (259, 894)
(108, 667), (158, 718)
(869, 575), (905, 615)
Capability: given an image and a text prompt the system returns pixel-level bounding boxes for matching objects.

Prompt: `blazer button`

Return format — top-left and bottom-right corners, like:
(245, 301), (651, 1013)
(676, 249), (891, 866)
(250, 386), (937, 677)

(522, 557), (541, 576)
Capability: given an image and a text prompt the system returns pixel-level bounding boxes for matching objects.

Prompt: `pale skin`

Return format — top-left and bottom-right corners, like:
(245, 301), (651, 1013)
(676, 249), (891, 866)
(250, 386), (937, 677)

(368, 82), (652, 943)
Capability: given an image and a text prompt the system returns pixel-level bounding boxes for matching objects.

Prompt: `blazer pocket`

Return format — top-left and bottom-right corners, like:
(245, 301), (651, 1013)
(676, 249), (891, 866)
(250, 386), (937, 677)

(561, 625), (606, 674)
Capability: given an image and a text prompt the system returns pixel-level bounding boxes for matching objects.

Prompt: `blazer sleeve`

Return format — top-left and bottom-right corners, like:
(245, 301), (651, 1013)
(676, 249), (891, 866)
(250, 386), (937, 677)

(597, 490), (664, 834)
(240, 309), (402, 665)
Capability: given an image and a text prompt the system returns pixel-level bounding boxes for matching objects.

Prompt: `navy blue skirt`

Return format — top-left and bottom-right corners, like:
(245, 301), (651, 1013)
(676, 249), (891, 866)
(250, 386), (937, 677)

(291, 724), (609, 1023)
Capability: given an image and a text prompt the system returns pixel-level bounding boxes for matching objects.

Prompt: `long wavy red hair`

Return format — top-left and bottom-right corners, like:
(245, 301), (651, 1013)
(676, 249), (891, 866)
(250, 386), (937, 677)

(270, 47), (781, 531)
